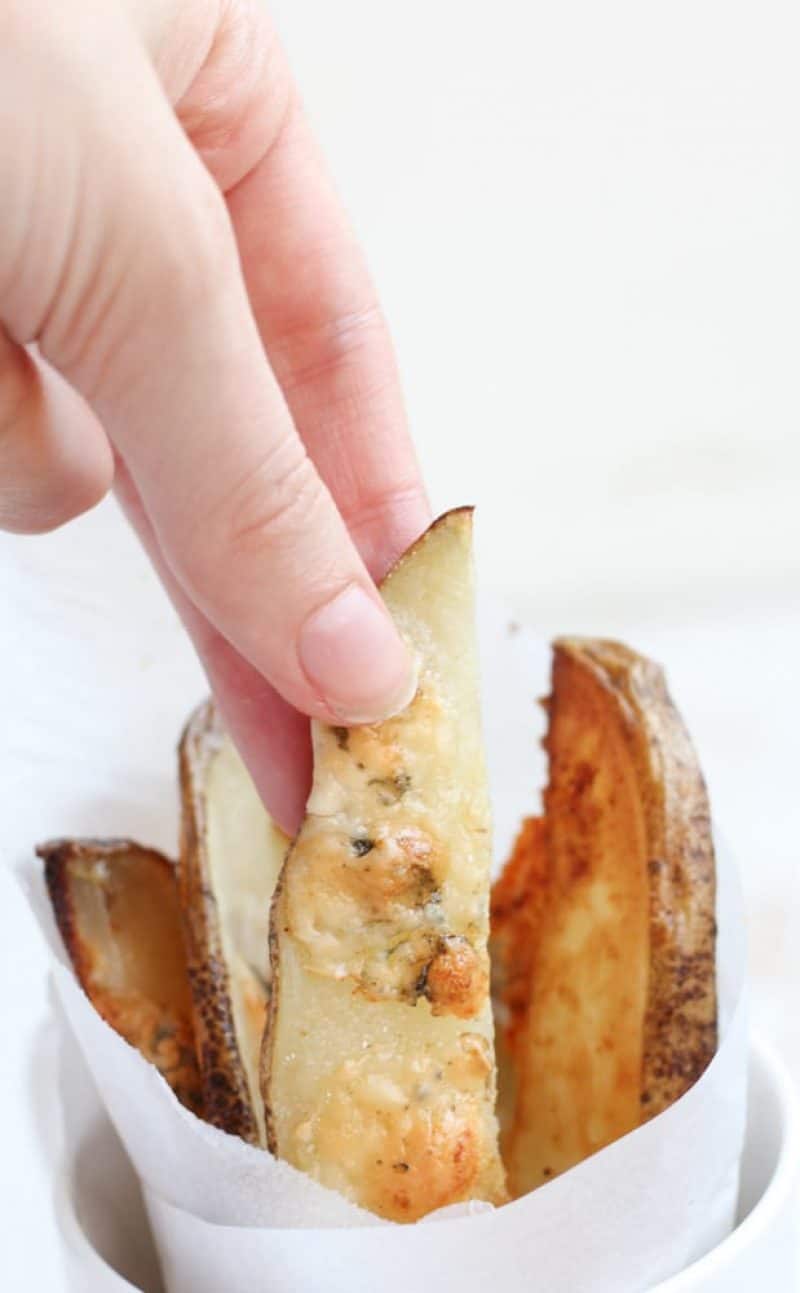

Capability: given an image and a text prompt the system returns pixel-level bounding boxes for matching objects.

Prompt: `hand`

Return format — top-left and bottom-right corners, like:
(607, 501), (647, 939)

(0, 0), (430, 832)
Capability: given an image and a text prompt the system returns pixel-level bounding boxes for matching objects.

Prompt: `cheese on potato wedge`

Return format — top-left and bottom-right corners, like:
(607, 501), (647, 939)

(492, 638), (717, 1196)
(178, 701), (289, 1146)
(263, 509), (507, 1221)
(40, 838), (202, 1114)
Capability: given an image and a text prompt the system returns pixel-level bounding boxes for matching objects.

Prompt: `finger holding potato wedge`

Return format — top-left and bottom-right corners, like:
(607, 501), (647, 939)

(492, 639), (717, 1197)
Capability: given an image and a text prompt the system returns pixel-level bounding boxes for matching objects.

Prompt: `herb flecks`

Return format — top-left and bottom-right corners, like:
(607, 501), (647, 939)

(332, 726), (350, 750)
(369, 772), (412, 804)
(414, 961), (431, 998)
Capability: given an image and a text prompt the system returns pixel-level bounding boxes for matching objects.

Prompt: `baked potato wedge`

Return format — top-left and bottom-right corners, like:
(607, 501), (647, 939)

(264, 509), (507, 1221)
(492, 638), (717, 1196)
(39, 837), (202, 1114)
(178, 700), (289, 1146)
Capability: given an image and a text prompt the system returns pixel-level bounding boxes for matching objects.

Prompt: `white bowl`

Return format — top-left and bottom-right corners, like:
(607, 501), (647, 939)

(60, 1034), (798, 1293)
(654, 1033), (799, 1290)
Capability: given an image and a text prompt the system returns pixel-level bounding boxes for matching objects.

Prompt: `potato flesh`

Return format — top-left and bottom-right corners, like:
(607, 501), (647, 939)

(506, 676), (650, 1190)
(179, 704), (289, 1144)
(40, 840), (202, 1114)
(203, 732), (289, 1145)
(274, 947), (497, 1220)
(265, 511), (506, 1220)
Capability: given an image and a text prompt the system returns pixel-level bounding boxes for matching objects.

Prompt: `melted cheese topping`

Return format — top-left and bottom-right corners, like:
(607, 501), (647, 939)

(285, 687), (489, 1012)
(291, 1034), (494, 1222)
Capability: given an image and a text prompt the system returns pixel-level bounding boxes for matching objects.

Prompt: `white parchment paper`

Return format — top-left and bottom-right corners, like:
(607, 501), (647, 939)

(26, 611), (748, 1292)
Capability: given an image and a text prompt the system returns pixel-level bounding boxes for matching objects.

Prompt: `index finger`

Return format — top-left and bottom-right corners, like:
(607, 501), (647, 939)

(197, 15), (431, 576)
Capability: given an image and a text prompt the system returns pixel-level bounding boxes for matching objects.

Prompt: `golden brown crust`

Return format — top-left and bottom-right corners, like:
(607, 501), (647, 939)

(177, 701), (260, 1145)
(423, 935), (488, 1019)
(39, 838), (203, 1115)
(490, 816), (550, 1056)
(303, 1034), (496, 1222)
(493, 638), (717, 1194)
(41, 838), (96, 986)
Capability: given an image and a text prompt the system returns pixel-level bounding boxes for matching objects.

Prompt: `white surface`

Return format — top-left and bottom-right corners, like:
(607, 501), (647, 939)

(1, 0), (799, 1286)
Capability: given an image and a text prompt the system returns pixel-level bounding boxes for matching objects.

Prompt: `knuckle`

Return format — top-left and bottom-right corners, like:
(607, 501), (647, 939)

(44, 157), (236, 394)
(275, 303), (387, 397)
(180, 438), (328, 589)
(0, 10), (241, 386)
(226, 445), (326, 558)
(347, 479), (430, 540)
(177, 0), (294, 189)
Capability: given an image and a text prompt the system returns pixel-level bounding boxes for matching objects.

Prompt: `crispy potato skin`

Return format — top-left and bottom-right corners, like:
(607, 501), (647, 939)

(178, 702), (260, 1145)
(39, 838), (203, 1115)
(493, 639), (717, 1195)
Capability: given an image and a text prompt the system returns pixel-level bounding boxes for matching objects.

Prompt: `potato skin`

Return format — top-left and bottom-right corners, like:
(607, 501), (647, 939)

(40, 837), (203, 1115)
(493, 639), (717, 1194)
(177, 702), (260, 1145)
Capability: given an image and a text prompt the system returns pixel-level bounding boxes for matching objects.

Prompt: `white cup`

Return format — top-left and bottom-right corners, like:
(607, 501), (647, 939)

(653, 1034), (799, 1290)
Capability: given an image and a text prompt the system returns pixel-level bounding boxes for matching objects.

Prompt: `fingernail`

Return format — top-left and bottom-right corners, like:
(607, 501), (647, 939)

(298, 584), (418, 724)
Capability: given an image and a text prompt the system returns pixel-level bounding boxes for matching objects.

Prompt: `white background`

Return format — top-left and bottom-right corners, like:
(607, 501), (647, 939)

(1, 1), (798, 1286)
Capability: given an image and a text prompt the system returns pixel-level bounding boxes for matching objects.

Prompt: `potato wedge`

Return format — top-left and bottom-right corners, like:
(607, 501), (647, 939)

(178, 700), (289, 1145)
(493, 638), (717, 1196)
(264, 509), (506, 1221)
(39, 838), (202, 1114)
